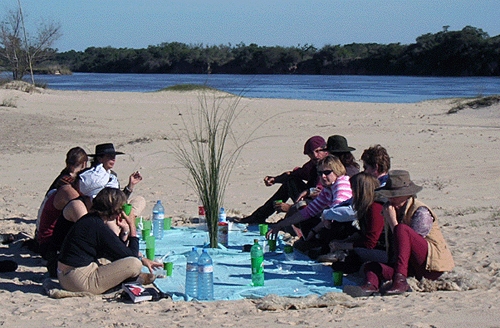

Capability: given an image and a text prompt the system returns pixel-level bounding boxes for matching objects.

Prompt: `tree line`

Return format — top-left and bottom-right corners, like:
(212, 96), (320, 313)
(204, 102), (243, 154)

(54, 26), (499, 77)
(2, 25), (499, 79)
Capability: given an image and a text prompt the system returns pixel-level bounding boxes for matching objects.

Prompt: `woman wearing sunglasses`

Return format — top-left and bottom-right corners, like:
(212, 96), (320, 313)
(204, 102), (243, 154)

(267, 155), (352, 240)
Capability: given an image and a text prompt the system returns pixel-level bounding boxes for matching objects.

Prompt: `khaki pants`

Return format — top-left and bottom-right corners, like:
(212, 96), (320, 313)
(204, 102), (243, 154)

(58, 257), (142, 294)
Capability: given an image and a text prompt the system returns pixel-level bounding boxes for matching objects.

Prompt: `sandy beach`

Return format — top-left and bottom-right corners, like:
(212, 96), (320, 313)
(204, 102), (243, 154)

(1, 84), (499, 327)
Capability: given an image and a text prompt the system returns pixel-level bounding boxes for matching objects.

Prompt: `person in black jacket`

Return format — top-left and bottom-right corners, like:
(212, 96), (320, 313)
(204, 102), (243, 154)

(57, 187), (161, 294)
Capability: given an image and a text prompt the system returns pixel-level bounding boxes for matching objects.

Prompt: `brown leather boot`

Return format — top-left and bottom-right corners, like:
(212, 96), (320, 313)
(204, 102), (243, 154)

(384, 273), (410, 295)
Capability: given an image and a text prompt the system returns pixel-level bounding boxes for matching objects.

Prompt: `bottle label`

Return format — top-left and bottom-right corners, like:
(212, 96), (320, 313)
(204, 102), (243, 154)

(153, 213), (164, 220)
(251, 257), (264, 274)
(186, 263), (197, 272)
(199, 265), (213, 273)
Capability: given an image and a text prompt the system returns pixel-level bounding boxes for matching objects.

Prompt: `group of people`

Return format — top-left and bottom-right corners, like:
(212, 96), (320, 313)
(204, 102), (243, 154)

(243, 135), (454, 297)
(33, 136), (454, 298)
(36, 143), (162, 294)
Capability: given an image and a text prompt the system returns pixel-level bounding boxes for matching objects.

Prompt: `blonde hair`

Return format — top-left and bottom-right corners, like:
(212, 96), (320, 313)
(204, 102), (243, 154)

(317, 155), (346, 176)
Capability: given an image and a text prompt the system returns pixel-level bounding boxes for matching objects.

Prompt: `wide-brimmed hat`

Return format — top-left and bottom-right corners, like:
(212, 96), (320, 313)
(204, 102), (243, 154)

(303, 136), (326, 155)
(376, 170), (422, 198)
(88, 143), (124, 157)
(327, 135), (356, 153)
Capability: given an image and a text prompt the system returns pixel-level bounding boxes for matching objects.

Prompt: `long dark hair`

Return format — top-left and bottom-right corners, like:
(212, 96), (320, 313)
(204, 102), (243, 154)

(331, 152), (360, 171)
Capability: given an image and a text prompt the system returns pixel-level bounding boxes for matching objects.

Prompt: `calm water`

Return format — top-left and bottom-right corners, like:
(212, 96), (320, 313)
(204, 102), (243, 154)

(28, 73), (500, 103)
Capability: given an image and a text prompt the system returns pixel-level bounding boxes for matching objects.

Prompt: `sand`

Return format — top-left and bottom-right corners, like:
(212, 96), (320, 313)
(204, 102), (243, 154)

(0, 84), (499, 327)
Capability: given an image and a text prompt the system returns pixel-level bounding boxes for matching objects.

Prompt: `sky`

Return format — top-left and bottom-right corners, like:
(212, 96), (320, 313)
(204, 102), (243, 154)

(6, 0), (500, 52)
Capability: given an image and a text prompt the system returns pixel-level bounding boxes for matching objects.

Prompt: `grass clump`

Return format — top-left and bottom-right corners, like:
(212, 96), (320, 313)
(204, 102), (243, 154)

(159, 84), (220, 93)
(1, 97), (17, 108)
(448, 95), (500, 114)
(171, 90), (256, 247)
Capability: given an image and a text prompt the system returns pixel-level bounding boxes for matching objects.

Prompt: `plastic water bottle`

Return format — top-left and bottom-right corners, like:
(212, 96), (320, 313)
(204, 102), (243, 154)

(185, 247), (199, 298)
(197, 249), (214, 300)
(218, 207), (226, 222)
(217, 207), (228, 247)
(152, 200), (165, 240)
(251, 239), (264, 286)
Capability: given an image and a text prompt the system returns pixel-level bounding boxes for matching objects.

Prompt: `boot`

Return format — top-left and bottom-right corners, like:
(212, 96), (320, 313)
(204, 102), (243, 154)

(384, 273), (410, 295)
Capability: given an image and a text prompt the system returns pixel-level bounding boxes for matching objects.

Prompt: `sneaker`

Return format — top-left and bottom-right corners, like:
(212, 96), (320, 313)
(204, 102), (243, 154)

(136, 273), (156, 285)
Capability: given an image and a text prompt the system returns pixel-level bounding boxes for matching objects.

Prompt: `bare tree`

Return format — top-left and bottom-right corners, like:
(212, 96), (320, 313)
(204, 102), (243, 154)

(0, 5), (61, 82)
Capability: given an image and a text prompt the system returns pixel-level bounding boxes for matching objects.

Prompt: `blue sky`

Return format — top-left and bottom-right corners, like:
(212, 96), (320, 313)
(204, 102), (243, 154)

(7, 0), (500, 52)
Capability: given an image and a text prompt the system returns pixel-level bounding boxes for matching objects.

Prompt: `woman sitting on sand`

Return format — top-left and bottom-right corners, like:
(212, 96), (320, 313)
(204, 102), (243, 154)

(315, 172), (388, 272)
(36, 147), (88, 247)
(267, 155), (352, 239)
(326, 135), (360, 177)
(89, 143), (142, 198)
(57, 187), (162, 295)
(344, 170), (454, 297)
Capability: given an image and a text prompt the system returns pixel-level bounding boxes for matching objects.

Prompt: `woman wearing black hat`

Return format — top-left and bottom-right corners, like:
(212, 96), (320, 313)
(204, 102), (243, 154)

(326, 135), (359, 177)
(344, 170), (454, 297)
(89, 143), (142, 198)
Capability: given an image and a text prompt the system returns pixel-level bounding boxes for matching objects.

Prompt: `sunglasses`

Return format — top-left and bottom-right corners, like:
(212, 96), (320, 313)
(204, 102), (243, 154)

(317, 169), (333, 176)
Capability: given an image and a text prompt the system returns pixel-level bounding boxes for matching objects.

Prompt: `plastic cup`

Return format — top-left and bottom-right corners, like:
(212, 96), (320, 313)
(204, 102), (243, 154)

(164, 217), (172, 230)
(146, 248), (155, 260)
(259, 224), (268, 236)
(333, 271), (343, 286)
(145, 236), (155, 260)
(142, 228), (151, 240)
(142, 219), (152, 230)
(164, 261), (173, 276)
(135, 216), (142, 228)
(267, 239), (277, 252)
(122, 203), (132, 216)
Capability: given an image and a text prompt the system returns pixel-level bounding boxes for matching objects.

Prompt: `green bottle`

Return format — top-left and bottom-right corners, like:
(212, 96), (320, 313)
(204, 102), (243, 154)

(251, 239), (264, 286)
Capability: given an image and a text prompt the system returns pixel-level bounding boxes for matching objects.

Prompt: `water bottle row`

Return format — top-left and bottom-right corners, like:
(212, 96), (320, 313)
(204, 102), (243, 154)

(185, 247), (214, 300)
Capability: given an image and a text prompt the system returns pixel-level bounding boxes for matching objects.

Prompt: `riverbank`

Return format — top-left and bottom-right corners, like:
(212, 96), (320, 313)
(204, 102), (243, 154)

(0, 87), (499, 327)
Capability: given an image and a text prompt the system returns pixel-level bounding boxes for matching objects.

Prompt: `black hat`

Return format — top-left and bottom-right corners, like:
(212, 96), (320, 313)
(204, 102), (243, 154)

(326, 135), (356, 153)
(88, 143), (124, 157)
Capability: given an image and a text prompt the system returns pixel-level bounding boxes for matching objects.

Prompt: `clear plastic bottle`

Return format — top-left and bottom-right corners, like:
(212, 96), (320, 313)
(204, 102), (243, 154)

(217, 207), (228, 247)
(152, 200), (165, 240)
(218, 207), (226, 222)
(185, 247), (199, 298)
(197, 249), (214, 300)
(251, 239), (264, 286)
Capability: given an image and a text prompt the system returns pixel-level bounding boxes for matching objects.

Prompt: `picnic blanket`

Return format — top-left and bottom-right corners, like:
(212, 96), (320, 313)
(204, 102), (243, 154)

(148, 224), (353, 301)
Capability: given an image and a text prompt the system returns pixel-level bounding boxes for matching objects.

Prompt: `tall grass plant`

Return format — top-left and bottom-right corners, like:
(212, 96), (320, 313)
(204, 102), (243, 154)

(172, 90), (255, 247)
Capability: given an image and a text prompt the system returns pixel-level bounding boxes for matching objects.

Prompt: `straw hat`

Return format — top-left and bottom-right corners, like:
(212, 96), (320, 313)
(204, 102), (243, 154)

(376, 170), (422, 198)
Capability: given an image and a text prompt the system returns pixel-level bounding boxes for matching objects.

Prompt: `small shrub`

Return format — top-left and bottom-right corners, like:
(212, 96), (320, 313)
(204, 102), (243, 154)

(1, 97), (17, 108)
(159, 84), (220, 92)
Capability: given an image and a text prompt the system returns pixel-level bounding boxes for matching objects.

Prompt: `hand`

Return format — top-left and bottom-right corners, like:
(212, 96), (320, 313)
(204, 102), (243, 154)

(128, 171), (143, 189)
(266, 224), (280, 240)
(140, 257), (163, 273)
(309, 188), (321, 198)
(296, 190), (308, 203)
(120, 209), (137, 237)
(274, 202), (291, 213)
(263, 176), (275, 186)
